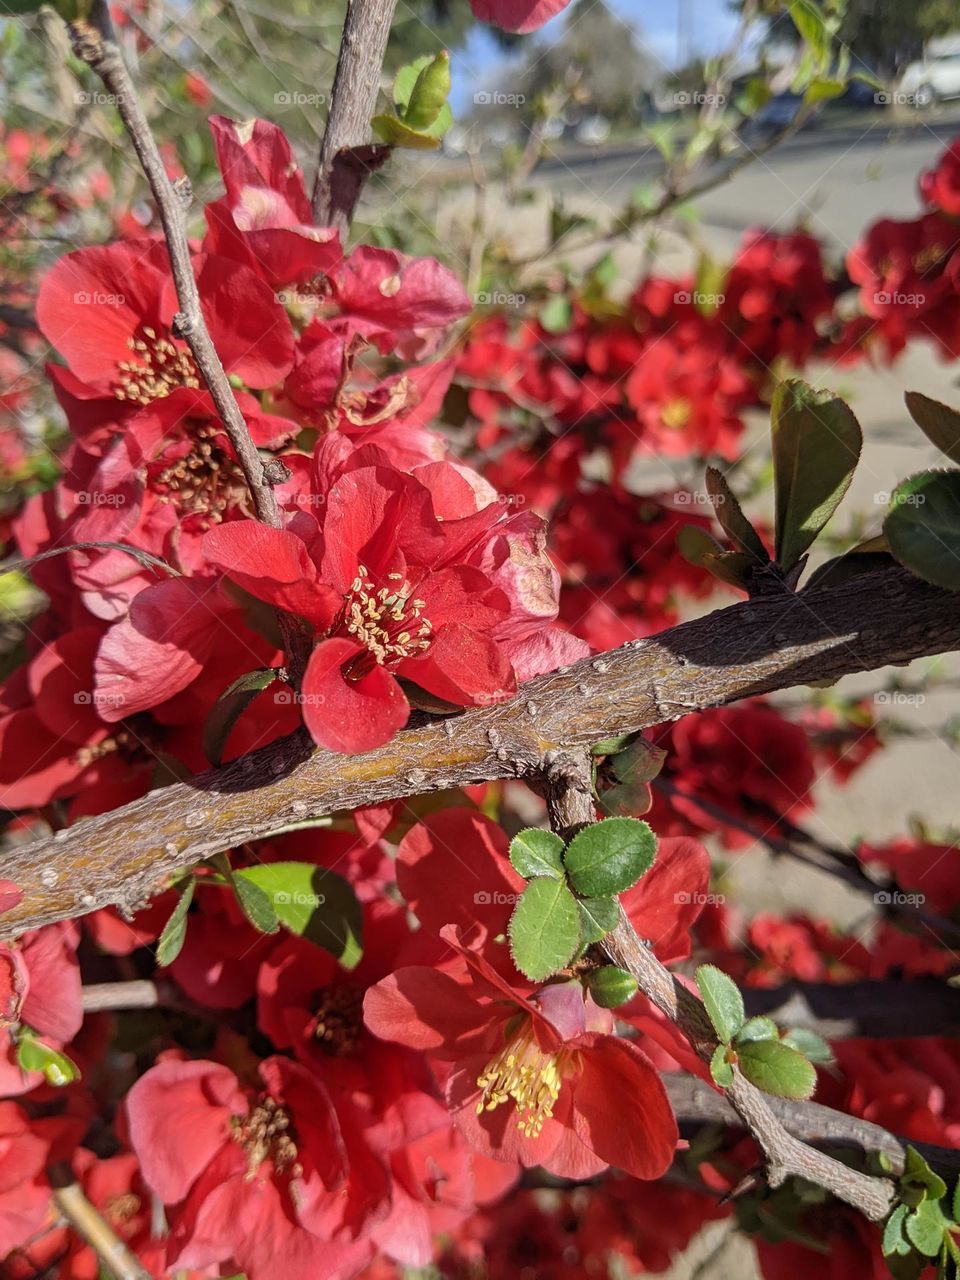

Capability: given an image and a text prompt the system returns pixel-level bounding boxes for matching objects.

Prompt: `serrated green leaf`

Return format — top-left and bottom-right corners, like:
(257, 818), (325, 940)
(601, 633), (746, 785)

(884, 470), (960, 591)
(905, 392), (960, 465)
(203, 668), (279, 767)
(588, 965), (638, 1008)
(238, 863), (363, 968)
(710, 1043), (734, 1088)
(704, 465), (769, 561)
(563, 818), (656, 898)
(508, 878), (581, 982)
(736, 1038), (817, 1099)
(232, 870), (280, 934)
(509, 828), (565, 880)
(576, 895), (619, 943)
(782, 1026), (834, 1064)
(696, 964), (745, 1043)
(155, 876), (195, 967)
(771, 379), (863, 570)
(736, 1016), (780, 1044)
(907, 1199), (949, 1258)
(884, 1204), (911, 1258)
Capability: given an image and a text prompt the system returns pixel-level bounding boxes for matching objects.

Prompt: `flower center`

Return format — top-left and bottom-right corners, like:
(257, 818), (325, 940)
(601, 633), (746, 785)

(339, 565), (432, 667)
(312, 984), (364, 1056)
(476, 1023), (566, 1139)
(661, 397), (692, 430)
(152, 425), (248, 525)
(231, 1096), (301, 1179)
(104, 1192), (141, 1226)
(113, 327), (201, 406)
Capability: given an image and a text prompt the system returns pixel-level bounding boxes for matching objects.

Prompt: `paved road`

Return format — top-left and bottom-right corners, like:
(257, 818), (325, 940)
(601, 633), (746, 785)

(530, 114), (960, 249)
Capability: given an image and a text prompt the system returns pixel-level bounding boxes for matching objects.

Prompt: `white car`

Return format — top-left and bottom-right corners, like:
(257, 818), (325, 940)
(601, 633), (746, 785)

(899, 38), (960, 107)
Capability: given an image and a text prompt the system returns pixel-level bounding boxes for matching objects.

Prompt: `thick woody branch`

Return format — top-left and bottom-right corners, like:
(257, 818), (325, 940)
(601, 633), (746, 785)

(3, 567), (960, 938)
(311, 0), (397, 232)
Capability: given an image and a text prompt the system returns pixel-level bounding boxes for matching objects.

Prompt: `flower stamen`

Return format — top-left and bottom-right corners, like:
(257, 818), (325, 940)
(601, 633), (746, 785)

(476, 1024), (565, 1138)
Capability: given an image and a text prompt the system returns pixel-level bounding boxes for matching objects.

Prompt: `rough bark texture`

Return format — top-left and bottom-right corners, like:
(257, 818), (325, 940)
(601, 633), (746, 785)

(3, 566), (960, 938)
(311, 0), (398, 231)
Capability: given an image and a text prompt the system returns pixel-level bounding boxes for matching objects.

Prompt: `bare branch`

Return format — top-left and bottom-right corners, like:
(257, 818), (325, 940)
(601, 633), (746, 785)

(49, 1169), (155, 1280)
(3, 567), (960, 938)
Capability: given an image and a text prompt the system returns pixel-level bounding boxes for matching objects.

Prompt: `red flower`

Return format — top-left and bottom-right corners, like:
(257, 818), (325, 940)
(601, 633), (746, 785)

(36, 240), (295, 450)
(365, 928), (678, 1181)
(202, 452), (581, 753)
(919, 138), (960, 216)
(126, 1055), (386, 1280)
(858, 835), (960, 916)
(0, 923), (81, 1096)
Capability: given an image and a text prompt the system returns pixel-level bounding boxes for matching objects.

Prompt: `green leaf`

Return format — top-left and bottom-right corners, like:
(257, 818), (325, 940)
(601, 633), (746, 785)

(539, 296), (573, 334)
(231, 871), (280, 934)
(563, 817), (656, 897)
(203, 668), (279, 767)
(953, 1177), (960, 1224)
(803, 547), (895, 591)
(884, 1204), (912, 1258)
(237, 863), (363, 968)
(736, 1016), (780, 1044)
(903, 1147), (949, 1202)
(907, 1199), (949, 1258)
(508, 877), (581, 982)
(696, 964), (745, 1044)
(16, 1030), (80, 1086)
(905, 392), (960, 465)
(588, 965), (638, 1008)
(804, 77), (846, 103)
(884, 471), (960, 590)
(771, 379), (863, 570)
(736, 1038), (817, 1099)
(782, 1026), (834, 1064)
(676, 526), (757, 588)
(370, 112), (446, 149)
(155, 877), (196, 967)
(710, 1043), (734, 1088)
(509, 828), (566, 880)
(704, 465), (769, 561)
(576, 895), (620, 943)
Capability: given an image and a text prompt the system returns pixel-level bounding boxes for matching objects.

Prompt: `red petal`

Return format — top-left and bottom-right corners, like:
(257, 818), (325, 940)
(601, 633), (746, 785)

(620, 836), (711, 964)
(400, 623), (516, 705)
(571, 1033), (678, 1179)
(301, 637), (409, 753)
(202, 521), (338, 628)
(0, 882), (23, 918)
(470, 0), (571, 33)
(363, 968), (491, 1056)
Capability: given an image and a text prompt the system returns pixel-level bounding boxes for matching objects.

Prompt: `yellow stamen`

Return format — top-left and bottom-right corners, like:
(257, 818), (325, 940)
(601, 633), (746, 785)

(476, 1023), (565, 1138)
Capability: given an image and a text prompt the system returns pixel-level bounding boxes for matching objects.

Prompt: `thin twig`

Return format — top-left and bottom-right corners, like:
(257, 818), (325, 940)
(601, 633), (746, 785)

(50, 1170), (155, 1280)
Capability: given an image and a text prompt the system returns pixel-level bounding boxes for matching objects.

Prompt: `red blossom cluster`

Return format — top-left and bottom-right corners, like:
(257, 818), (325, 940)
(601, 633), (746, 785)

(1, 108), (960, 1280)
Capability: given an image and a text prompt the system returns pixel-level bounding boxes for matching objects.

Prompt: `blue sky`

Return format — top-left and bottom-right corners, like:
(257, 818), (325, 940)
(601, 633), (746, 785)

(449, 0), (742, 110)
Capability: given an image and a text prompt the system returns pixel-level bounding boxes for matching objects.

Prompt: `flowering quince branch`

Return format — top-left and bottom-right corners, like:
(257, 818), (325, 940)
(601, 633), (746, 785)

(2, 564), (960, 938)
(65, 0), (311, 675)
(535, 758), (901, 1222)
